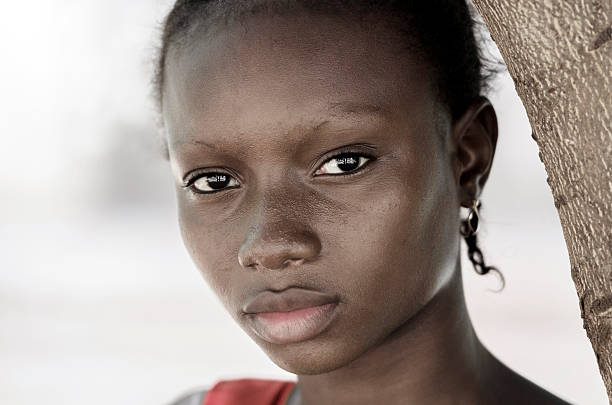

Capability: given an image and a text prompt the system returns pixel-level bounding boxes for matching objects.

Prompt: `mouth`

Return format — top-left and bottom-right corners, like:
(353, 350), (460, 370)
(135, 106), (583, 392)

(242, 287), (340, 344)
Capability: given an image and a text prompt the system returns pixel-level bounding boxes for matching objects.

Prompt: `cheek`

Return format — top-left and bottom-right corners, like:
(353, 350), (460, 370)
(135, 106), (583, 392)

(176, 192), (239, 307)
(331, 150), (458, 321)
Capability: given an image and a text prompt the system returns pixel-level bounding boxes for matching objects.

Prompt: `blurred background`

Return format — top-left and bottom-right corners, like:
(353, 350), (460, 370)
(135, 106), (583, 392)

(0, 1), (607, 404)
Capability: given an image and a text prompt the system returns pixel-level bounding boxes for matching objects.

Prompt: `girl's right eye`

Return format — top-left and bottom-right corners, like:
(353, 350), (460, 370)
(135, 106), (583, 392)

(185, 172), (240, 194)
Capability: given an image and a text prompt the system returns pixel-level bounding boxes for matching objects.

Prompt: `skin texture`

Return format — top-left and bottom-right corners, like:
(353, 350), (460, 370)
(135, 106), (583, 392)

(162, 10), (571, 405)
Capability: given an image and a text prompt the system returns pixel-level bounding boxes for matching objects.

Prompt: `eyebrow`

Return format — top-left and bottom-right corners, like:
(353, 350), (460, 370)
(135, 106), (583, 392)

(174, 101), (389, 152)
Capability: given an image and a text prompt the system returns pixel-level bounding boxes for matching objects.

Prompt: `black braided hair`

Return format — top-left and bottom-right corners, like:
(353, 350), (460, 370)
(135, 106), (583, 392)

(462, 203), (505, 290)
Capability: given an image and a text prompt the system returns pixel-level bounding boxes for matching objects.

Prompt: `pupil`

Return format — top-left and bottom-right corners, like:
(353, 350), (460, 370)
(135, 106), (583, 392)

(207, 173), (230, 190)
(336, 154), (359, 172)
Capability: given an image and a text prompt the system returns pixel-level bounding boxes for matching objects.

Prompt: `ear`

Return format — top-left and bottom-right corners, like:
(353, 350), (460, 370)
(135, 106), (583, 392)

(452, 97), (498, 208)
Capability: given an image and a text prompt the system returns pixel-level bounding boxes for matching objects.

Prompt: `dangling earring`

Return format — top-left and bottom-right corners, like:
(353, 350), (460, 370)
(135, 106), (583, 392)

(460, 199), (481, 237)
(460, 200), (504, 290)
(461, 199), (484, 272)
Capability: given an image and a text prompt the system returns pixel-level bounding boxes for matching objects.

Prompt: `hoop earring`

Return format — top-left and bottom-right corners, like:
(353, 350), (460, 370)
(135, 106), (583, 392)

(460, 199), (481, 237)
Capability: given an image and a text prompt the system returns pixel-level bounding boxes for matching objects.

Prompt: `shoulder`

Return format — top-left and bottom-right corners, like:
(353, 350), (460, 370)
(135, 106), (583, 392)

(167, 389), (207, 405)
(515, 379), (574, 405)
(492, 364), (574, 405)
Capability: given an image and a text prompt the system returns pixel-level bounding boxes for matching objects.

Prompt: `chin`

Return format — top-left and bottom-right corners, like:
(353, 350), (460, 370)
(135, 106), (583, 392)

(254, 332), (371, 376)
(264, 344), (351, 375)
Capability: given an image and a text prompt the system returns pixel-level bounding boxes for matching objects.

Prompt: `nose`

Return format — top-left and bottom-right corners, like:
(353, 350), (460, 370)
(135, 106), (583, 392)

(237, 193), (321, 271)
(238, 227), (321, 270)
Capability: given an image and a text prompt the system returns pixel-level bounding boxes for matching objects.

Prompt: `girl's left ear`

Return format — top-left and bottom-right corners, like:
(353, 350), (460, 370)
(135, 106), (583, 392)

(451, 97), (498, 208)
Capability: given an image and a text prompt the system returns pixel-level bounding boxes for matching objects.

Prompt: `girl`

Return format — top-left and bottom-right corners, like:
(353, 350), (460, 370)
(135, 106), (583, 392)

(155, 1), (572, 404)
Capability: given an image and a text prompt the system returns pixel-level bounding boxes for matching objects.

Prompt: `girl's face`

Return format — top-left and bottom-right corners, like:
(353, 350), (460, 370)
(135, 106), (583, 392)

(163, 12), (464, 374)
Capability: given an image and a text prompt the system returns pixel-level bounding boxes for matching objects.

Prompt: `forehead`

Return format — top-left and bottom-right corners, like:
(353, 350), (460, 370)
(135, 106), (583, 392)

(162, 11), (435, 148)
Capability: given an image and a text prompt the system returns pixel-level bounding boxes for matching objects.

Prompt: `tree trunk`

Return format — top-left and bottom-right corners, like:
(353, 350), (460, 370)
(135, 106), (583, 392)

(470, 0), (612, 402)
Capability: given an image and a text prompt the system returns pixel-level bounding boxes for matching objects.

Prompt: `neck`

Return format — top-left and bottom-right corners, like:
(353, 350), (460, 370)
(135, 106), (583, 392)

(295, 265), (494, 405)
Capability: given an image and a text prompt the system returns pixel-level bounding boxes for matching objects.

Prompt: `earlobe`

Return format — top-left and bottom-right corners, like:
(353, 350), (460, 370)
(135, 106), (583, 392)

(452, 97), (498, 207)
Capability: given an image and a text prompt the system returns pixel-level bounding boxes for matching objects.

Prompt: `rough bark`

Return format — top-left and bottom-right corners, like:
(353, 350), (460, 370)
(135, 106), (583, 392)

(471, 0), (612, 401)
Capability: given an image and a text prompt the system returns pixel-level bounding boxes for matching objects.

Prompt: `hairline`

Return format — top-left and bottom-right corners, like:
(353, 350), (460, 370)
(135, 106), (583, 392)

(155, 2), (434, 118)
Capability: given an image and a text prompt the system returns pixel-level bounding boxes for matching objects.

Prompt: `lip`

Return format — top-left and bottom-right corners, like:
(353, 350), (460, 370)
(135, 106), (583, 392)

(242, 288), (339, 344)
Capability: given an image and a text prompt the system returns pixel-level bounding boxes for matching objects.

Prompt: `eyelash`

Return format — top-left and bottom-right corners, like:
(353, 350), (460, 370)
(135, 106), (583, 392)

(182, 147), (376, 195)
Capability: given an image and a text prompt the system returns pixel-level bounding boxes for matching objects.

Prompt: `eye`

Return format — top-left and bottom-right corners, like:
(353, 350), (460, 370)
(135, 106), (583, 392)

(183, 149), (375, 194)
(185, 172), (240, 194)
(314, 152), (373, 176)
